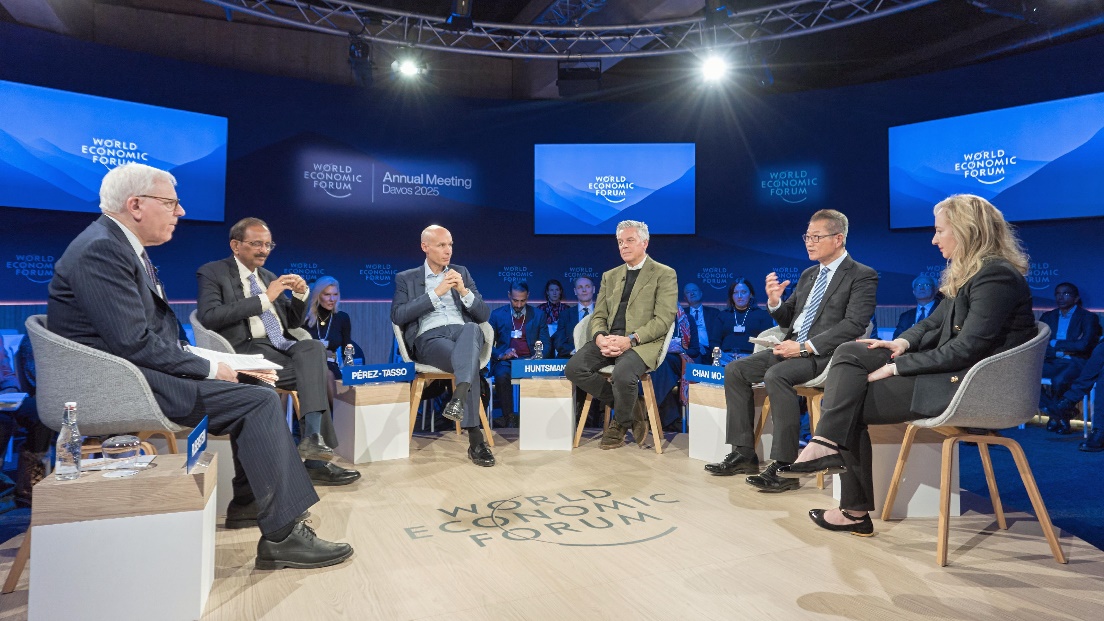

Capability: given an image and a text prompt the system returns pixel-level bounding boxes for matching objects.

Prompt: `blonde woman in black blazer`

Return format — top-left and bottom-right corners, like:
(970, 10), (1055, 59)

(778, 194), (1037, 536)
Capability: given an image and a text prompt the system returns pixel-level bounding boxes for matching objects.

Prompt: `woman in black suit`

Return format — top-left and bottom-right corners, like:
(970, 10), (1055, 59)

(305, 276), (361, 404)
(778, 194), (1037, 536)
(717, 278), (776, 364)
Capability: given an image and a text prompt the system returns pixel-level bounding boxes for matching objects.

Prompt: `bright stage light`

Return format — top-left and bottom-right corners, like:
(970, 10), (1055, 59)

(701, 55), (729, 82)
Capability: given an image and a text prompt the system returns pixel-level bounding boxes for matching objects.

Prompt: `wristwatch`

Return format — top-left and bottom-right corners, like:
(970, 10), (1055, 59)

(799, 342), (810, 358)
(629, 334), (639, 347)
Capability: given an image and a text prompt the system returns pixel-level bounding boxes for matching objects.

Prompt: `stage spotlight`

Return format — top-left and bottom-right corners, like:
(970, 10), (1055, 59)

(390, 49), (426, 78)
(701, 54), (729, 82)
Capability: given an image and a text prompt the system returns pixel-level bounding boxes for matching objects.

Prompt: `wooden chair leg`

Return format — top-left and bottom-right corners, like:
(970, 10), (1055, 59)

(290, 391), (301, 419)
(139, 441), (157, 456)
(478, 400), (494, 448)
(880, 424), (920, 521)
(937, 436), (959, 567)
(753, 397), (772, 448)
(998, 437), (1067, 564)
(603, 407), (611, 430)
(2, 530), (30, 594)
(641, 375), (664, 454)
(409, 377), (426, 438)
(137, 430), (178, 454)
(574, 393), (595, 448)
(976, 440), (1007, 530)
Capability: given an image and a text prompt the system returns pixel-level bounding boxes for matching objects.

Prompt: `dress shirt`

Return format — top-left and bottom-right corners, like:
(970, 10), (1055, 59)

(688, 304), (710, 354)
(627, 256), (647, 270)
(417, 261), (477, 337)
(1053, 309), (1073, 358)
(915, 301), (935, 323)
(234, 257), (309, 340)
(578, 304), (594, 321)
(768, 251), (850, 355)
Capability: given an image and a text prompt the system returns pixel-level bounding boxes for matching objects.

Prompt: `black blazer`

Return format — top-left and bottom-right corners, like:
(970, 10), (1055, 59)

(196, 257), (308, 352)
(306, 310), (362, 358)
(896, 259), (1037, 413)
(1040, 306), (1101, 360)
(683, 304), (723, 362)
(893, 301), (938, 340)
(48, 216), (210, 419)
(718, 306), (776, 355)
(771, 254), (879, 358)
(390, 264), (490, 357)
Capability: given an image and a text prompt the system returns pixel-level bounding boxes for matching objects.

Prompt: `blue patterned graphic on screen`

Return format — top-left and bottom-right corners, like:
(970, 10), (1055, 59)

(0, 80), (228, 221)
(534, 143), (695, 235)
(888, 91), (1104, 228)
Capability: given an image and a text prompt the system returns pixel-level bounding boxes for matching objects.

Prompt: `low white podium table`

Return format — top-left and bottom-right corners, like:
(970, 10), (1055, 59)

(687, 383), (771, 463)
(334, 381), (411, 463)
(28, 453), (217, 621)
(517, 377), (575, 451)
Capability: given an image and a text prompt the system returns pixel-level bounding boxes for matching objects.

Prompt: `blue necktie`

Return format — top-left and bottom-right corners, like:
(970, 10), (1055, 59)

(917, 305), (927, 322)
(797, 266), (831, 343)
(248, 273), (293, 351)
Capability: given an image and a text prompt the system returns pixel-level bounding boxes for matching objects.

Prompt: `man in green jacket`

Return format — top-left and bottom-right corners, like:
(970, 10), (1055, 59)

(565, 220), (678, 449)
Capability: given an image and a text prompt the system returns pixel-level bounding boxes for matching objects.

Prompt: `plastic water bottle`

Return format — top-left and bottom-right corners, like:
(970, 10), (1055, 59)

(533, 341), (544, 360)
(55, 402), (82, 481)
(343, 344), (355, 367)
(711, 347), (722, 366)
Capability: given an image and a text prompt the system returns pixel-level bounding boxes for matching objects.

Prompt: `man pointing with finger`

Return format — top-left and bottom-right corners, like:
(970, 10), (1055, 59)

(705, 210), (877, 493)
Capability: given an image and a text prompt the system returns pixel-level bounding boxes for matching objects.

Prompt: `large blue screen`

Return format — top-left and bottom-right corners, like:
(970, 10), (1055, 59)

(0, 80), (228, 221)
(534, 143), (695, 235)
(889, 90), (1104, 229)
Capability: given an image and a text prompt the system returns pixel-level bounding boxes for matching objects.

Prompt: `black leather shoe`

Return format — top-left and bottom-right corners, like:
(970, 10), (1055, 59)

(468, 442), (496, 466)
(777, 438), (847, 478)
(442, 397), (464, 423)
(225, 500), (310, 529)
(255, 522), (354, 570)
(746, 461), (801, 492)
(1080, 429), (1104, 452)
(298, 433), (335, 461)
(808, 508), (874, 537)
(705, 451), (759, 476)
(307, 462), (362, 486)
(1055, 418), (1073, 435)
(1045, 416), (1061, 432)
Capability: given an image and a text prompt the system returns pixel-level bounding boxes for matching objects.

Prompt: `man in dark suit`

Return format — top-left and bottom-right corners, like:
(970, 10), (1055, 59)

(553, 276), (596, 358)
(892, 274), (940, 339)
(683, 282), (723, 364)
(488, 282), (550, 427)
(196, 218), (360, 486)
(47, 163), (351, 569)
(392, 225), (494, 466)
(565, 220), (678, 450)
(706, 209), (877, 492)
(1039, 282), (1102, 434)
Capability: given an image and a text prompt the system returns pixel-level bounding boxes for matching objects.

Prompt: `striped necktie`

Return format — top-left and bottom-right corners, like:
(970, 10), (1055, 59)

(248, 273), (293, 351)
(797, 266), (831, 343)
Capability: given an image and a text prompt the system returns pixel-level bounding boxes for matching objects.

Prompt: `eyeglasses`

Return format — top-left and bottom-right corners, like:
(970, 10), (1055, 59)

(237, 240), (277, 251)
(802, 233), (840, 243)
(1055, 291), (1076, 297)
(136, 195), (182, 212)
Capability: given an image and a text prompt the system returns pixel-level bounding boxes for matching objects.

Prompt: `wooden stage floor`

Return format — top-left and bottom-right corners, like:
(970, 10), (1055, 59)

(3, 430), (1103, 620)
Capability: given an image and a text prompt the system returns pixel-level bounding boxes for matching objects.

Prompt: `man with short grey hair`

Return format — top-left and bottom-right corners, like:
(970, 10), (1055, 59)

(565, 220), (678, 449)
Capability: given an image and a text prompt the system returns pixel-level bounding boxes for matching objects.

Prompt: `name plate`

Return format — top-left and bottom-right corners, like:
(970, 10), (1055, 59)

(686, 363), (725, 385)
(186, 415), (208, 474)
(342, 363), (414, 385)
(511, 359), (568, 378)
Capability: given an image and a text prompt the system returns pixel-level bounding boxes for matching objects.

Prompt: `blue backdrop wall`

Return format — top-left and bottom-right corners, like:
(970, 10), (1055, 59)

(1, 21), (1101, 308)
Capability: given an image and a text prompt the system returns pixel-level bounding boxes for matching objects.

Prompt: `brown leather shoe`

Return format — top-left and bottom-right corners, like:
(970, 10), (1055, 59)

(600, 421), (628, 450)
(631, 401), (650, 446)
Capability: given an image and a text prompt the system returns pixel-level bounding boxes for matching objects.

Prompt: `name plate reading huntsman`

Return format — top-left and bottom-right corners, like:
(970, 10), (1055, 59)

(511, 359), (568, 379)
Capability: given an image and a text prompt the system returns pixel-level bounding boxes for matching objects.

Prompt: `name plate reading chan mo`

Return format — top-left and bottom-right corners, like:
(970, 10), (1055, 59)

(686, 364), (724, 385)
(342, 363), (414, 386)
(511, 359), (568, 379)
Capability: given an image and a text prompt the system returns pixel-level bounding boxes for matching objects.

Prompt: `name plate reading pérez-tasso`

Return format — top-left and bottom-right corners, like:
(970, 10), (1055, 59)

(511, 359), (568, 379)
(685, 363), (725, 385)
(342, 362), (414, 386)
(186, 415), (208, 474)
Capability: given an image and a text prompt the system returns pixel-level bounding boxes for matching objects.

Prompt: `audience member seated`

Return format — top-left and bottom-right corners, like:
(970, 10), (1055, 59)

(717, 278), (775, 365)
(892, 274), (942, 339)
(553, 276), (596, 358)
(1039, 282), (1101, 434)
(196, 218), (361, 487)
(489, 282), (550, 427)
(537, 279), (569, 338)
(304, 276), (364, 406)
(682, 282), (723, 364)
(1043, 334), (1104, 449)
(1, 337), (50, 508)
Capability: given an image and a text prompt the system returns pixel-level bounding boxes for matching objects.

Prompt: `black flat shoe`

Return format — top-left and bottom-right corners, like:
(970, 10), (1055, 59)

(808, 508), (874, 537)
(777, 438), (846, 478)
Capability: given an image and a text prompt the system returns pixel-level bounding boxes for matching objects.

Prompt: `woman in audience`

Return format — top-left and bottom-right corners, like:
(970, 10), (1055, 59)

(305, 276), (360, 404)
(717, 278), (775, 365)
(777, 194), (1036, 536)
(538, 279), (569, 337)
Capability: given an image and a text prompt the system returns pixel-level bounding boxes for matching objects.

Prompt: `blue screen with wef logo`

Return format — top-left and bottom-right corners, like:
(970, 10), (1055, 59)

(534, 143), (695, 235)
(888, 90), (1104, 229)
(0, 80), (228, 221)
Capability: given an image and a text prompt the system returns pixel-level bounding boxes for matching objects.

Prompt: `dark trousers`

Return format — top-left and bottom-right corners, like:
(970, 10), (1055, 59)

(0, 397), (51, 454)
(1042, 357), (1086, 405)
(1064, 343), (1104, 403)
(414, 323), (485, 428)
(812, 341), (926, 511)
(245, 337), (338, 448)
(565, 342), (648, 426)
(177, 381), (318, 535)
(491, 360), (515, 419)
(723, 349), (826, 462)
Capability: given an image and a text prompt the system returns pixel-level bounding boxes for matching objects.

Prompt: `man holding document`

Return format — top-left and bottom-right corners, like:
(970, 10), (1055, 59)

(48, 163), (354, 570)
